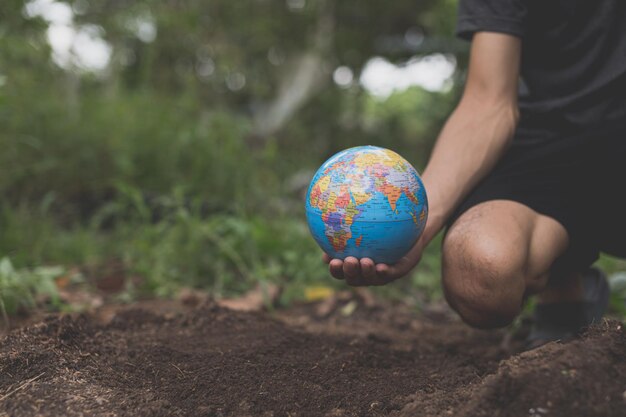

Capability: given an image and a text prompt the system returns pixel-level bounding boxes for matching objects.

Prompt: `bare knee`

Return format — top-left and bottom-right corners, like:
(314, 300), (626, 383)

(442, 227), (527, 329)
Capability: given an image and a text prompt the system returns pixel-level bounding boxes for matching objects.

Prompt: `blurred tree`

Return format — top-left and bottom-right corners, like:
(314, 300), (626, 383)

(1, 0), (465, 213)
(70, 0), (462, 138)
(0, 0), (469, 298)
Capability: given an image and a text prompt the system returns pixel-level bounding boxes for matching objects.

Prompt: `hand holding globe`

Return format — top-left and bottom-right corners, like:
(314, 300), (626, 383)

(305, 146), (428, 286)
(322, 239), (427, 286)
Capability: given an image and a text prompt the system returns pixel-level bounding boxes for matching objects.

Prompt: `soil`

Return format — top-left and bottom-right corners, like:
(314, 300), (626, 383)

(0, 297), (625, 417)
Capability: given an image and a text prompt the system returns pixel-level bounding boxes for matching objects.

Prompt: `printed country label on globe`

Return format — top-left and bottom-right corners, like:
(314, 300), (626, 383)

(305, 146), (428, 264)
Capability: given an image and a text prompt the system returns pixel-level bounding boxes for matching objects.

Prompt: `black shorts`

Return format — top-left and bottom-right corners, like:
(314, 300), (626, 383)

(448, 116), (626, 275)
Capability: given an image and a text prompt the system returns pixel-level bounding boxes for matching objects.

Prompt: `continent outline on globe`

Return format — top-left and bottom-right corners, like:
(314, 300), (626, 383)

(305, 146), (428, 264)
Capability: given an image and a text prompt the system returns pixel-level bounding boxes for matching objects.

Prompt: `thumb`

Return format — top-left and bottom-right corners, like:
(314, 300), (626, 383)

(376, 254), (421, 280)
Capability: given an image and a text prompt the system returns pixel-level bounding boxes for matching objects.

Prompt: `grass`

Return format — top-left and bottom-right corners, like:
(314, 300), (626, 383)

(1, 196), (625, 320)
(0, 192), (447, 314)
(0, 88), (447, 313)
(0, 86), (623, 319)
(0, 257), (66, 318)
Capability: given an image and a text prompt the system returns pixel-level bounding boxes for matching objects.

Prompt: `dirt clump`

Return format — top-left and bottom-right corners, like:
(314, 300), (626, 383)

(0, 300), (624, 417)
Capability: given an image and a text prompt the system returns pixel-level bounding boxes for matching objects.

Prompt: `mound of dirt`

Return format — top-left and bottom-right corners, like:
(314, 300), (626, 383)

(0, 300), (624, 417)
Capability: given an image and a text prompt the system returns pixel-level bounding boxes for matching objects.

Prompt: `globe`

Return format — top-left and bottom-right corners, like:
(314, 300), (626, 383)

(305, 146), (428, 264)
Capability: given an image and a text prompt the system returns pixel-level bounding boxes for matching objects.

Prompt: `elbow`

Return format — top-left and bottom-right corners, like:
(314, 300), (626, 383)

(457, 94), (520, 138)
(459, 64), (521, 128)
(461, 91), (519, 123)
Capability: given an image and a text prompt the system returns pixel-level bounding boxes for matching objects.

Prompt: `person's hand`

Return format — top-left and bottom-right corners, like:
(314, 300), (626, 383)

(322, 236), (426, 286)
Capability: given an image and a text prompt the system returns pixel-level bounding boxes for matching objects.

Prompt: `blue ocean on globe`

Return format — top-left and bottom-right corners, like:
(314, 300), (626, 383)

(305, 146), (428, 264)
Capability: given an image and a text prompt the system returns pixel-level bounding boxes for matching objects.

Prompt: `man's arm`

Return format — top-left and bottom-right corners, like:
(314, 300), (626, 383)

(420, 32), (521, 243)
(327, 32), (522, 285)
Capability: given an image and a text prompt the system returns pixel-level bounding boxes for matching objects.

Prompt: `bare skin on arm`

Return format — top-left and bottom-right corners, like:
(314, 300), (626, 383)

(325, 32), (579, 330)
(325, 33), (524, 286)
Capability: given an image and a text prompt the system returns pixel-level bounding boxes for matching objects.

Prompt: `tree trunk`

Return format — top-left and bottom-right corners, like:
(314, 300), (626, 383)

(251, 0), (335, 141)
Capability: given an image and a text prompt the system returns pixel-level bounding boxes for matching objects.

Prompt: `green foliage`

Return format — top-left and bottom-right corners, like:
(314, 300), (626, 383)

(599, 255), (626, 319)
(1, 91), (260, 209)
(0, 0), (465, 311)
(1, 202), (330, 302)
(122, 212), (329, 299)
(0, 257), (65, 317)
(2, 0), (624, 318)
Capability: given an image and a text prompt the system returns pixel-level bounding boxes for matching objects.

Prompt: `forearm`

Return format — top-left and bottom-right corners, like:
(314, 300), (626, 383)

(420, 94), (519, 243)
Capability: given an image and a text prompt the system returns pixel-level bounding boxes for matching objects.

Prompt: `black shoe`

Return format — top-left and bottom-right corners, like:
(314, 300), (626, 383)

(526, 267), (610, 349)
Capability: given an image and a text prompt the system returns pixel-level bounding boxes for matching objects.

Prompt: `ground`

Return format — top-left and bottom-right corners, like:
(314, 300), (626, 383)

(0, 294), (625, 417)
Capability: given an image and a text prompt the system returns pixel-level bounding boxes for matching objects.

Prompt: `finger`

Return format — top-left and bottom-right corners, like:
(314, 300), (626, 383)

(362, 259), (388, 286)
(360, 258), (378, 282)
(345, 275), (366, 286)
(343, 257), (360, 279)
(329, 259), (345, 280)
(394, 251), (422, 277)
(375, 263), (391, 280)
(343, 257), (363, 286)
(322, 253), (332, 264)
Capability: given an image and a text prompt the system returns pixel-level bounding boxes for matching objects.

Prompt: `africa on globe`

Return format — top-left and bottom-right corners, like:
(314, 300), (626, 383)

(305, 146), (428, 264)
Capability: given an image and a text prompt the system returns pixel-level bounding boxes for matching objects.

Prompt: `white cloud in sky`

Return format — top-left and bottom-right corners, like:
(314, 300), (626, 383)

(360, 54), (456, 98)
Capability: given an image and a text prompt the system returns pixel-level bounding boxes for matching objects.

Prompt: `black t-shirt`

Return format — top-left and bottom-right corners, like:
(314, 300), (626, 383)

(457, 0), (626, 133)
